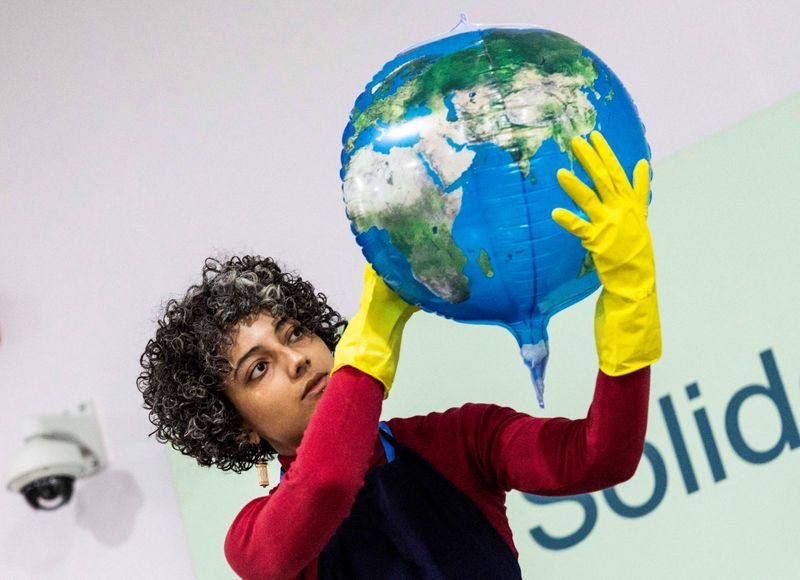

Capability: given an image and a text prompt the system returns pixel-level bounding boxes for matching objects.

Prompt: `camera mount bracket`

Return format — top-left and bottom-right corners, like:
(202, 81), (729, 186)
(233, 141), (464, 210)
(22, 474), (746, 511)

(20, 401), (108, 477)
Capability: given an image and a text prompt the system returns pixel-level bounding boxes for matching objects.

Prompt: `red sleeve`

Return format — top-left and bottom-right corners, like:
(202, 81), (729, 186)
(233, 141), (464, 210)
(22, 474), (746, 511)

(392, 367), (650, 499)
(479, 367), (650, 495)
(224, 366), (384, 580)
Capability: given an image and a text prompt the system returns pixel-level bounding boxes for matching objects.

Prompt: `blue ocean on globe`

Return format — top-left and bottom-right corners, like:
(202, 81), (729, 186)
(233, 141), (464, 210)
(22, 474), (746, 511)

(340, 19), (650, 406)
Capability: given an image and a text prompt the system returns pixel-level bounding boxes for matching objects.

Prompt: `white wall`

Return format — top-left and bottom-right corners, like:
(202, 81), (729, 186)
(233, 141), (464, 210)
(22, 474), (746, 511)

(1, 1), (798, 578)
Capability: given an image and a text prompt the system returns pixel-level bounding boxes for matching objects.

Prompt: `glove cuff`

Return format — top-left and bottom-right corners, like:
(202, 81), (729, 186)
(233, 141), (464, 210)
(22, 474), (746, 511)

(595, 288), (662, 376)
(332, 298), (418, 397)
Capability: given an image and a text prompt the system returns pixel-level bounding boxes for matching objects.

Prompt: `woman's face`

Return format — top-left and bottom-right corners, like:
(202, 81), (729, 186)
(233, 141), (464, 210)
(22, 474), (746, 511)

(224, 312), (334, 456)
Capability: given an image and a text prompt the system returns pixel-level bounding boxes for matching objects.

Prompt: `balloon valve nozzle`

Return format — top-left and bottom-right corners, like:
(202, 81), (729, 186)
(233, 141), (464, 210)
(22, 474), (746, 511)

(521, 342), (549, 408)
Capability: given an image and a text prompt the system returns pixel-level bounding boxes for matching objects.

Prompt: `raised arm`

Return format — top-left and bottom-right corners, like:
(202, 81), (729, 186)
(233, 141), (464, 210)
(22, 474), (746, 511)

(225, 266), (417, 580)
(392, 366), (649, 503)
(478, 368), (650, 496)
(481, 133), (660, 494)
(225, 366), (383, 580)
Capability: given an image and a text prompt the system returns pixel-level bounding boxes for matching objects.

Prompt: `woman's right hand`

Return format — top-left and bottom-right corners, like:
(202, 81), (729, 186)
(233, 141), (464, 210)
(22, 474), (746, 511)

(332, 264), (419, 397)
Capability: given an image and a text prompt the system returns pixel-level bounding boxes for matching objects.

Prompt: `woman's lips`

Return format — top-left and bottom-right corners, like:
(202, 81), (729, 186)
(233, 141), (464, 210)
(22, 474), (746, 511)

(302, 373), (328, 399)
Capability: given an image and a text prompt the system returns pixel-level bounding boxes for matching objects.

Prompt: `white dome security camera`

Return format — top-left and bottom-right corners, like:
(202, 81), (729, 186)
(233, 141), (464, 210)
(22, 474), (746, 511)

(6, 402), (108, 510)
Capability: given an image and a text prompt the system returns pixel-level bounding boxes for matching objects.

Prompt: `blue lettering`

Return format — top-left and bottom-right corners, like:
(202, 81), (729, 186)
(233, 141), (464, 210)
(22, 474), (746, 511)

(523, 493), (597, 550)
(687, 382), (727, 482)
(521, 348), (796, 553)
(659, 393), (699, 493)
(725, 349), (799, 464)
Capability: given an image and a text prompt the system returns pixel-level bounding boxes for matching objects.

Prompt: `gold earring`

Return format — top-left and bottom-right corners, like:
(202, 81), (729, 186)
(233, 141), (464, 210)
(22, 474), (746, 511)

(255, 457), (269, 488)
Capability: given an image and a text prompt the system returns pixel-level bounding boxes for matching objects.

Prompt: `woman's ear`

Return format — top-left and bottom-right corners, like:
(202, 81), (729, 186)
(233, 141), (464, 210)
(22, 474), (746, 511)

(240, 421), (261, 445)
(246, 428), (261, 445)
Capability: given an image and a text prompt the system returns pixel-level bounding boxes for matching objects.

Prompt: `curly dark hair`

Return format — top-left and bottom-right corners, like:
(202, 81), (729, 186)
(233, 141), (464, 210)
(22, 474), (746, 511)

(137, 255), (347, 472)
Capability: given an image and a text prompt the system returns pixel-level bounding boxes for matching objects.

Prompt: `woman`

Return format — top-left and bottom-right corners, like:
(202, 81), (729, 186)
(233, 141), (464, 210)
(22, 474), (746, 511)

(138, 133), (661, 579)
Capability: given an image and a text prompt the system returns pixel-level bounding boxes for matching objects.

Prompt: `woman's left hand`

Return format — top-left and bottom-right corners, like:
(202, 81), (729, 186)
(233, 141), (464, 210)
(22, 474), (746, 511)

(552, 131), (661, 376)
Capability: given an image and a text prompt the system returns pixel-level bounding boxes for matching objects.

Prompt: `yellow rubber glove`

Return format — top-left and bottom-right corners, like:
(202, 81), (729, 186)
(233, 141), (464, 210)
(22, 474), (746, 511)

(332, 264), (419, 397)
(552, 131), (661, 376)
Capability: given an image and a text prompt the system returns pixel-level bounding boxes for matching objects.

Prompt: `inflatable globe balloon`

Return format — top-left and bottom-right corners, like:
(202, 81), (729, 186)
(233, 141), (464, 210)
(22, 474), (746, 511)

(340, 17), (650, 407)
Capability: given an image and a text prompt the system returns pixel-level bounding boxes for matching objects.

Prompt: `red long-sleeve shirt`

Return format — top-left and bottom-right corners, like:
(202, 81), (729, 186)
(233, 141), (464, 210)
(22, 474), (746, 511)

(225, 365), (650, 580)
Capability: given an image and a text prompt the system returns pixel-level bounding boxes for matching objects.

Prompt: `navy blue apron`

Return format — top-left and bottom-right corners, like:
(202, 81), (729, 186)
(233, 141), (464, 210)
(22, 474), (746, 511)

(316, 422), (523, 579)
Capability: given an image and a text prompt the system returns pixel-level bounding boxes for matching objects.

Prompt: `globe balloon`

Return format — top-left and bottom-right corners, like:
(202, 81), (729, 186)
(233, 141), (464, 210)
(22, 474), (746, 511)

(341, 17), (650, 406)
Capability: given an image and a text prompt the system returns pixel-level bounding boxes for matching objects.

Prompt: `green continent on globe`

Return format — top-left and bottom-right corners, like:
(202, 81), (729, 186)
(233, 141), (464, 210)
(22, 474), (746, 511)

(344, 145), (470, 303)
(477, 249), (494, 278)
(344, 30), (607, 303)
(578, 251), (597, 278)
(345, 30), (600, 178)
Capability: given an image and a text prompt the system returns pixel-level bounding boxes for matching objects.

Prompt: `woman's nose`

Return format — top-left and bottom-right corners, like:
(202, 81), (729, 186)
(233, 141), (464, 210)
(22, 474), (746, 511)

(286, 348), (310, 376)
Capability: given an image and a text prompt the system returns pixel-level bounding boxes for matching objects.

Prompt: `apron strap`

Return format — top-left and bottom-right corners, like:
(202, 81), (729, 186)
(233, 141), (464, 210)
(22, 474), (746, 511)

(378, 421), (395, 463)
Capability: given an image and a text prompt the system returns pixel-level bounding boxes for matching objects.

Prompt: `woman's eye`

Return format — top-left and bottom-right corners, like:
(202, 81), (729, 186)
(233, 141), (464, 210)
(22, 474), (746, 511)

(250, 361), (268, 381)
(290, 326), (304, 341)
